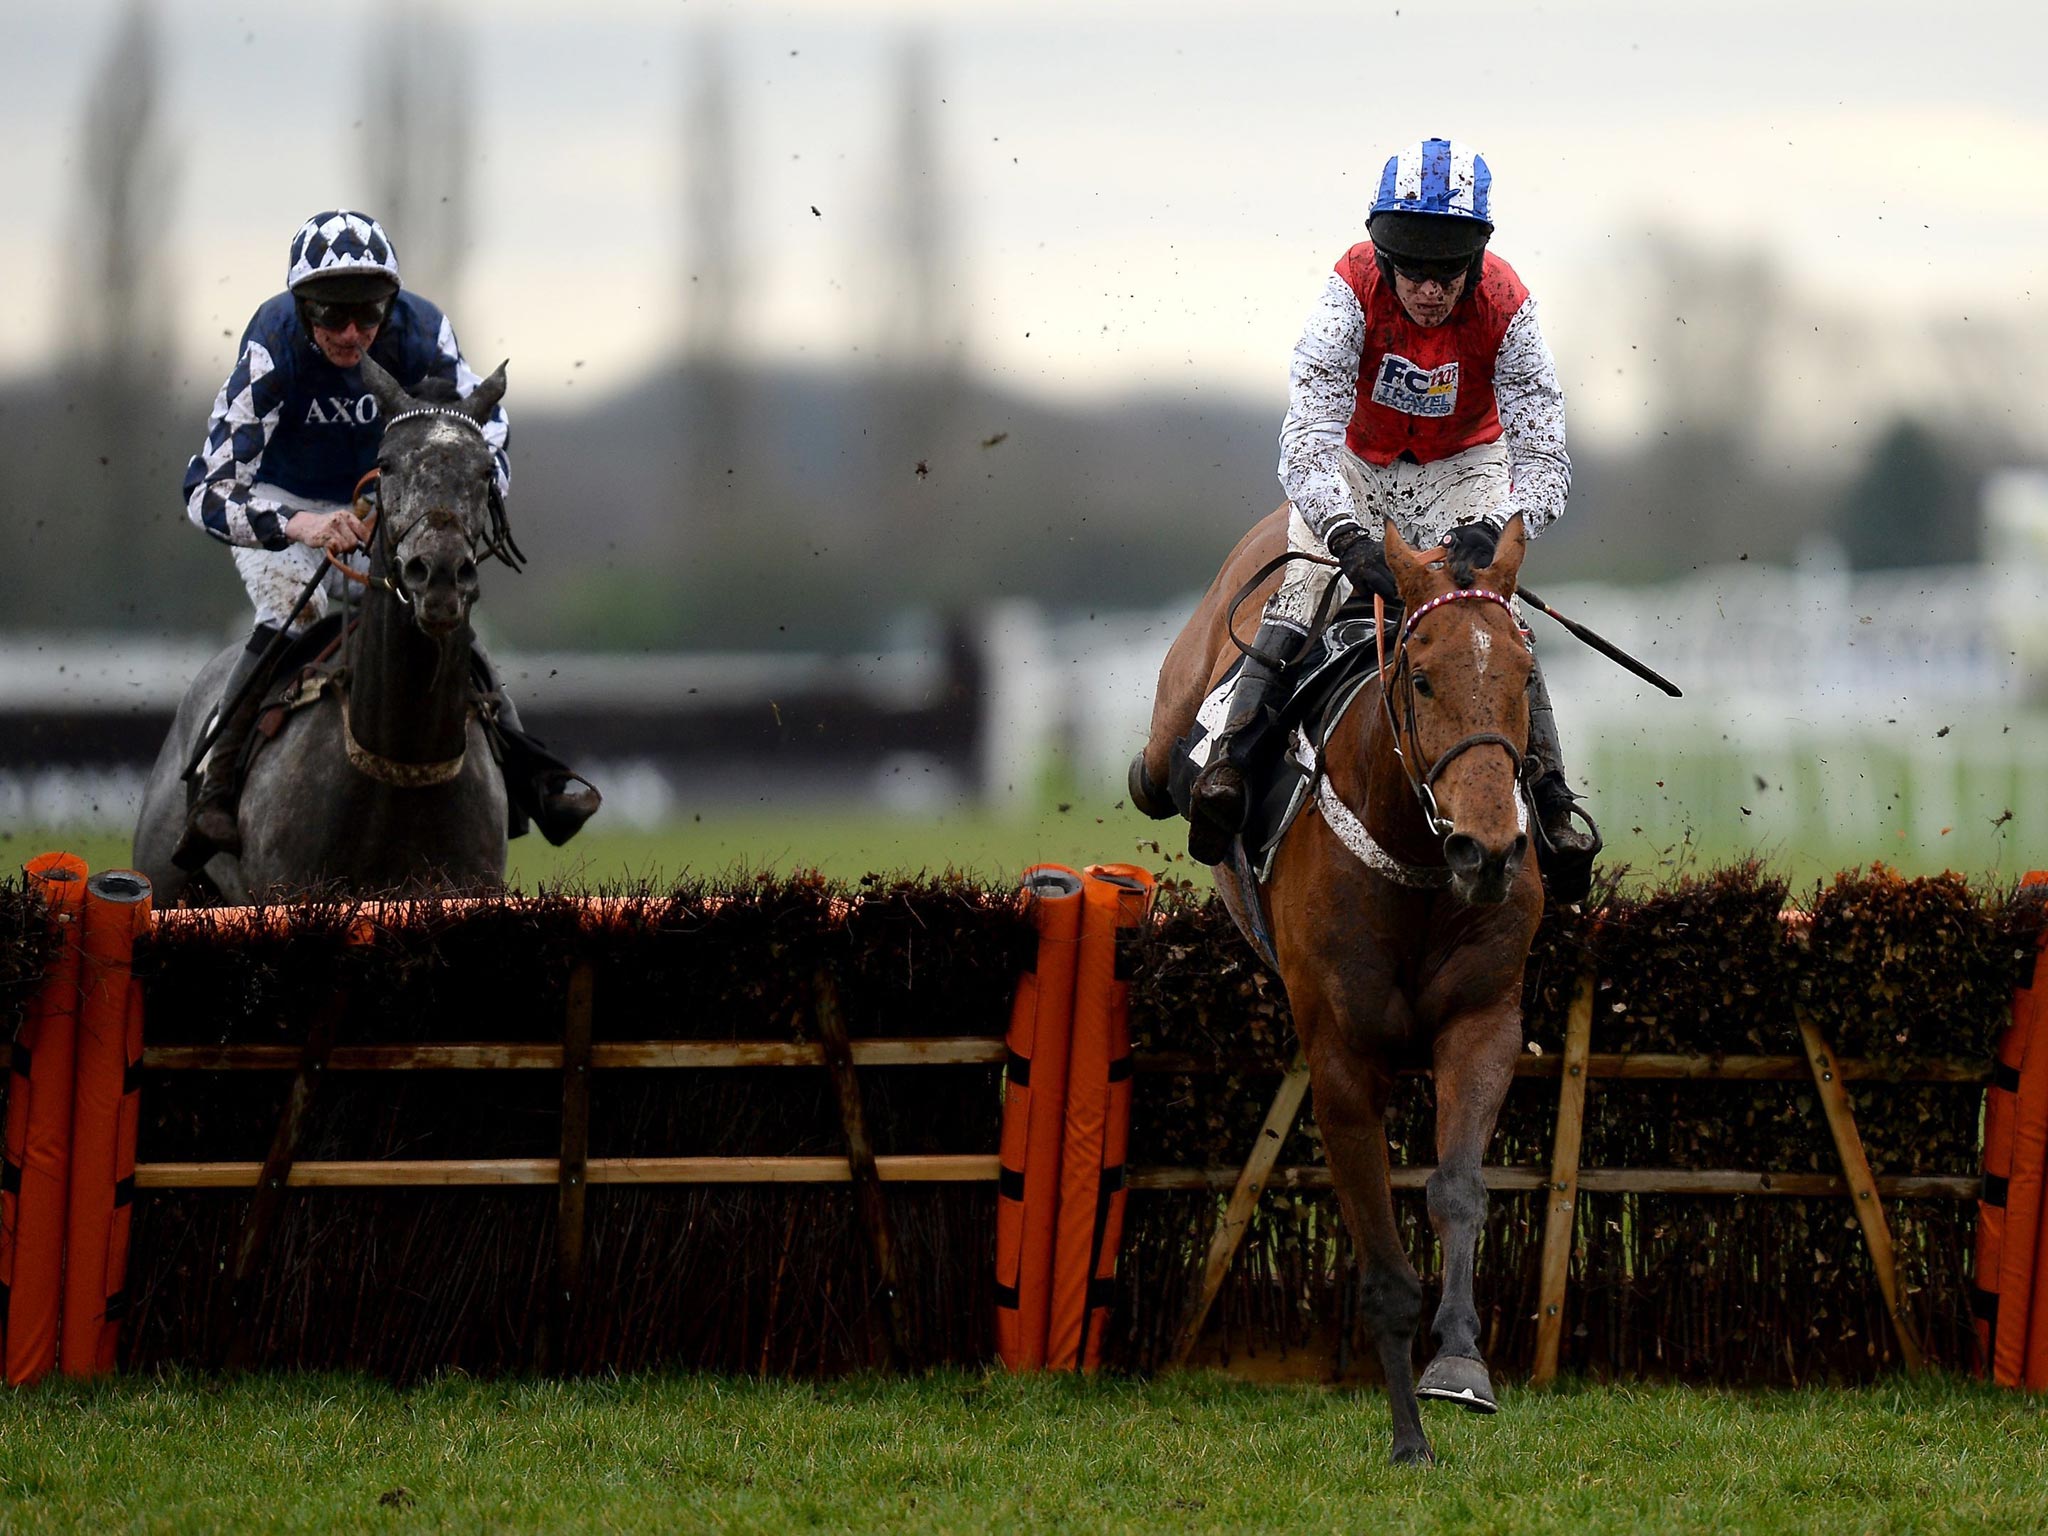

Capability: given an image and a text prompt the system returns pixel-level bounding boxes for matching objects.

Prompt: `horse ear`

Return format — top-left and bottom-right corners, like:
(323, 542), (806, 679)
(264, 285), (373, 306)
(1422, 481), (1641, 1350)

(1380, 515), (1430, 586)
(462, 362), (509, 423)
(358, 353), (416, 420)
(1481, 513), (1529, 593)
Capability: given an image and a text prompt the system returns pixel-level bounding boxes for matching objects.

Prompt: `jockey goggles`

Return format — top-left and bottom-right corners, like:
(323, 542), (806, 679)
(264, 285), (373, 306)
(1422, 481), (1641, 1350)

(1388, 255), (1472, 287)
(300, 295), (391, 333)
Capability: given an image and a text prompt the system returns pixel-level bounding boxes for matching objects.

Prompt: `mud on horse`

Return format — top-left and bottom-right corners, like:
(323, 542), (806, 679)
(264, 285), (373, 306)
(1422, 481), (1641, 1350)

(1138, 511), (1542, 1465)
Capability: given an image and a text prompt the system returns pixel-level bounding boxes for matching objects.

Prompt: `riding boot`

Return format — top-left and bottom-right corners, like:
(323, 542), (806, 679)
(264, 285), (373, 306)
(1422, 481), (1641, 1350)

(1526, 654), (1602, 904)
(172, 627), (279, 871)
(1186, 620), (1308, 867)
(470, 648), (602, 846)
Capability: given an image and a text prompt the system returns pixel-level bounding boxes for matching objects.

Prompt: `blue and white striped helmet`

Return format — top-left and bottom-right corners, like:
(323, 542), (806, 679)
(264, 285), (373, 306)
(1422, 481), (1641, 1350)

(286, 210), (401, 293)
(1369, 139), (1494, 232)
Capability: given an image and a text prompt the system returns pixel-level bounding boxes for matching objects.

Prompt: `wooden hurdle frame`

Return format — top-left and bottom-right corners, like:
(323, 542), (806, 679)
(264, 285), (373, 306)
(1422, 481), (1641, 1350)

(11, 893), (1976, 1379)
(1166, 965), (1970, 1379)
(129, 968), (1980, 1380)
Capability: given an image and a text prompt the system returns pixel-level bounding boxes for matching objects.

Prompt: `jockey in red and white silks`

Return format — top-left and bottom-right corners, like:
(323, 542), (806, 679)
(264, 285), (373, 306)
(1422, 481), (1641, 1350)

(1170, 136), (1600, 897)
(1269, 244), (1569, 633)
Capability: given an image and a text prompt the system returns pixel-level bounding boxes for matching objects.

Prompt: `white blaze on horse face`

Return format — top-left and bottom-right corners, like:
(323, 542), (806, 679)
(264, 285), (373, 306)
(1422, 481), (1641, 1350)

(1471, 628), (1491, 676)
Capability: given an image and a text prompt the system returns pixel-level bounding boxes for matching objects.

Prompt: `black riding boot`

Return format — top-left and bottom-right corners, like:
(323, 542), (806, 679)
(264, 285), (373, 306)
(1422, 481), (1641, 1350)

(172, 626), (280, 871)
(1186, 621), (1307, 867)
(471, 649), (602, 846)
(1526, 654), (1602, 904)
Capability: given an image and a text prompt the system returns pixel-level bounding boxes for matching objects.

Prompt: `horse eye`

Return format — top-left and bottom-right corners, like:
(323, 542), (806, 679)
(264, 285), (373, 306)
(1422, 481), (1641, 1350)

(1412, 673), (1434, 699)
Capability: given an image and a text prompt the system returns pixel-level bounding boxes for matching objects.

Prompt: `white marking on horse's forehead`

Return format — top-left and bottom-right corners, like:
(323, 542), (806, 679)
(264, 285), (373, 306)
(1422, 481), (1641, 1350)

(417, 417), (476, 450)
(1472, 628), (1492, 674)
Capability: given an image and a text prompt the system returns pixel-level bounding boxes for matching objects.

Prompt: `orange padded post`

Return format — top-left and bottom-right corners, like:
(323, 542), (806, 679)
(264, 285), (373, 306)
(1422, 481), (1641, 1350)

(62, 870), (152, 1378)
(994, 866), (1084, 1371)
(1048, 863), (1154, 1372)
(2, 853), (89, 1386)
(1977, 869), (2048, 1377)
(1996, 870), (2048, 1388)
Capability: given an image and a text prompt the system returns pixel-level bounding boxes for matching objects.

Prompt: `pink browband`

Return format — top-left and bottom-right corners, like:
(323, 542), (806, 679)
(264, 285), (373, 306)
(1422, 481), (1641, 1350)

(1398, 587), (1516, 646)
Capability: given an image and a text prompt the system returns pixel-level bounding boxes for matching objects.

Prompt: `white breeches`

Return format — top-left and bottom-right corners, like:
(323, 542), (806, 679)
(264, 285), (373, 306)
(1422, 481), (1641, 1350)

(1267, 439), (1514, 633)
(231, 482), (370, 632)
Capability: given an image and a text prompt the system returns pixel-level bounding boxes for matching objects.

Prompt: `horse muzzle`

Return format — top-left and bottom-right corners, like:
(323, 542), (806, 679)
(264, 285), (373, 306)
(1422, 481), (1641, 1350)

(1443, 830), (1528, 906)
(400, 550), (480, 636)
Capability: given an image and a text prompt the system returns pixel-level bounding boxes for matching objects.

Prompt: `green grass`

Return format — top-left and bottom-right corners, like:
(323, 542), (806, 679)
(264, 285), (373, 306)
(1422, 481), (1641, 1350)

(1, 802), (1183, 893)
(5, 791), (2032, 897)
(0, 1371), (2038, 1533)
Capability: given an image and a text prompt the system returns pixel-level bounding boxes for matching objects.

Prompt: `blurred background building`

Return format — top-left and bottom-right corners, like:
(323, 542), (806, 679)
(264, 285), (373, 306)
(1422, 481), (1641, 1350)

(2, 0), (2045, 886)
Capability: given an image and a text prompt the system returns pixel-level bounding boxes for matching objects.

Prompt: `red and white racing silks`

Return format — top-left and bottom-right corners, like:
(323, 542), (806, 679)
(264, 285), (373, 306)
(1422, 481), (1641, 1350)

(1279, 245), (1570, 549)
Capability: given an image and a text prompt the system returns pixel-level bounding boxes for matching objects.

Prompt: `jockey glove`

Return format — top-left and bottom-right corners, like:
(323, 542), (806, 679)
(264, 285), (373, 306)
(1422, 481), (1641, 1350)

(1325, 524), (1399, 605)
(1442, 518), (1503, 570)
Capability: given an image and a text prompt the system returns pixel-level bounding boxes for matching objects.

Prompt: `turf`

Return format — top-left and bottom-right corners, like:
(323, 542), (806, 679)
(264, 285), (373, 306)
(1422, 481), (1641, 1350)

(0, 800), (2023, 897)
(0, 1371), (2037, 1533)
(0, 803), (1185, 894)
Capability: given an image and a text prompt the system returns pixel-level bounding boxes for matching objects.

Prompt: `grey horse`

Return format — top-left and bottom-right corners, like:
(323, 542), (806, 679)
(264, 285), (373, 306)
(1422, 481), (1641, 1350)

(135, 357), (514, 904)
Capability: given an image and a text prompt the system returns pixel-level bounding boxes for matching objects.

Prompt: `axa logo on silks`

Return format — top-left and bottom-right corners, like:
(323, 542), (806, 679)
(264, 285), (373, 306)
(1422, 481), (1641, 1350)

(1370, 355), (1460, 418)
(304, 394), (380, 426)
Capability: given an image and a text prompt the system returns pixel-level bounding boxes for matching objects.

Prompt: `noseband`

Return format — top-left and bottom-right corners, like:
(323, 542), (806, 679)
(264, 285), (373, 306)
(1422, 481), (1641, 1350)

(1374, 587), (1526, 841)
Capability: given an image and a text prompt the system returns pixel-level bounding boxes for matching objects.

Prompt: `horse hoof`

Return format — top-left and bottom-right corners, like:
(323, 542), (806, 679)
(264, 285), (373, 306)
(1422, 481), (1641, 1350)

(1127, 751), (1175, 820)
(1389, 1437), (1436, 1466)
(1416, 1355), (1497, 1414)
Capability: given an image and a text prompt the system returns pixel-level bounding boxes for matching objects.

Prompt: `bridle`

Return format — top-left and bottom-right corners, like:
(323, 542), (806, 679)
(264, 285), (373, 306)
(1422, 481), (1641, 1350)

(324, 406), (526, 609)
(1217, 545), (1529, 879)
(1373, 586), (1526, 842)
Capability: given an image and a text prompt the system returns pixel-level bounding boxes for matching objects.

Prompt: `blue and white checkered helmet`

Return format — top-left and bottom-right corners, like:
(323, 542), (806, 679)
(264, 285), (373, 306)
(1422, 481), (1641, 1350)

(1370, 139), (1494, 230)
(286, 210), (401, 293)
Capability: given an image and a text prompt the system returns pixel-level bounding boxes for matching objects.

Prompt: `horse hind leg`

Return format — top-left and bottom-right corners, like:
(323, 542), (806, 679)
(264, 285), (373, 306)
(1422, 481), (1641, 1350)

(1359, 1258), (1431, 1463)
(1315, 1061), (1433, 1465)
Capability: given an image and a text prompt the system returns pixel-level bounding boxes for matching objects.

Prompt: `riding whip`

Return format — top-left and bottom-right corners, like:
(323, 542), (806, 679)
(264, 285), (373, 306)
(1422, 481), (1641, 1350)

(1517, 587), (1683, 698)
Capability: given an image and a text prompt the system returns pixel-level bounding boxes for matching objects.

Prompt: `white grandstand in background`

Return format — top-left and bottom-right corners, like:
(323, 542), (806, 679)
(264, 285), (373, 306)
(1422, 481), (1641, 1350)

(1007, 470), (2048, 877)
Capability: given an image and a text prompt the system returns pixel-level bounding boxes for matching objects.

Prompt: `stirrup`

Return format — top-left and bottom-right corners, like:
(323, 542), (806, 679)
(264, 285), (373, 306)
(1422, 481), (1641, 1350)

(1532, 795), (1601, 905)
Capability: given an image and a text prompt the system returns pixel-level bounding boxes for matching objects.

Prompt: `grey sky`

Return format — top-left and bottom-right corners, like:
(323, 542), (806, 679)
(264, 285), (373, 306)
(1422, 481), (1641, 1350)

(4, 0), (2043, 448)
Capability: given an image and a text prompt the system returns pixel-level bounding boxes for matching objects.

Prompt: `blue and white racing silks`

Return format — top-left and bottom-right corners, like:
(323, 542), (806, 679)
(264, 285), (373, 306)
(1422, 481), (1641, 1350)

(182, 292), (510, 550)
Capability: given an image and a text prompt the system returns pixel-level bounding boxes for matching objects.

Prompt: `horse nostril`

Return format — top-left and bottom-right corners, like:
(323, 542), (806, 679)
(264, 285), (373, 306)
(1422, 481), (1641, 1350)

(1444, 833), (1485, 876)
(456, 558), (478, 589)
(1512, 833), (1529, 862)
(402, 556), (430, 589)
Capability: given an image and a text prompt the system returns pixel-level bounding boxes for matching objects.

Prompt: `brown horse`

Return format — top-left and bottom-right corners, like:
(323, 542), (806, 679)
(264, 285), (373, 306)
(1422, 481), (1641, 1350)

(1140, 508), (1541, 1465)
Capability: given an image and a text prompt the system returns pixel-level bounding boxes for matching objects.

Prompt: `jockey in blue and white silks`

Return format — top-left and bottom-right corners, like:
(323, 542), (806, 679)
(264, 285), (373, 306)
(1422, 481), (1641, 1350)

(183, 210), (510, 631)
(1169, 139), (1600, 897)
(173, 210), (596, 872)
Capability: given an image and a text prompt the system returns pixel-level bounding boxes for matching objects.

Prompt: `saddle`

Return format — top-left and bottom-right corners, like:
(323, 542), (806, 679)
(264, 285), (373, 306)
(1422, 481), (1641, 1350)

(251, 613), (354, 744)
(1167, 600), (1396, 883)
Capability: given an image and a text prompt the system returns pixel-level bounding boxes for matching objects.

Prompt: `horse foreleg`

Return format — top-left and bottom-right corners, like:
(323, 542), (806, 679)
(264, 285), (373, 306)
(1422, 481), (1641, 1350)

(1313, 1051), (1432, 1466)
(1418, 1001), (1521, 1413)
